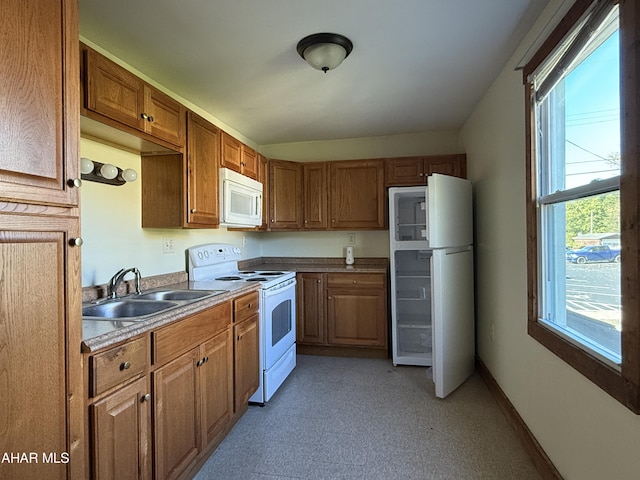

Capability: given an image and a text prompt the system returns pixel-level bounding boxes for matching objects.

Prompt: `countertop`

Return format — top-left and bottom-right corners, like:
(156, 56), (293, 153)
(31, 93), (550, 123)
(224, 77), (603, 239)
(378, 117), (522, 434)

(239, 257), (389, 274)
(81, 281), (258, 353)
(81, 257), (387, 353)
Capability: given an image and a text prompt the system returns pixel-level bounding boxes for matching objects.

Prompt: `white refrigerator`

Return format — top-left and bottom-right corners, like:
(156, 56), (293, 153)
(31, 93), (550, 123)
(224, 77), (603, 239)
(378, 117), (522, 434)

(389, 174), (475, 398)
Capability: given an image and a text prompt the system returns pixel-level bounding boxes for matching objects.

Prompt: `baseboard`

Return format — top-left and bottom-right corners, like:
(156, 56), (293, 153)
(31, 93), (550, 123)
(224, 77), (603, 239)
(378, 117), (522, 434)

(476, 357), (563, 480)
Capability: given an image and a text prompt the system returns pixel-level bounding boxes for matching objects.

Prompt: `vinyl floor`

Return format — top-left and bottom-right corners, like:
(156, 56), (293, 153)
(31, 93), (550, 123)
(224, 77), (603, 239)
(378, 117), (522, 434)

(194, 354), (541, 480)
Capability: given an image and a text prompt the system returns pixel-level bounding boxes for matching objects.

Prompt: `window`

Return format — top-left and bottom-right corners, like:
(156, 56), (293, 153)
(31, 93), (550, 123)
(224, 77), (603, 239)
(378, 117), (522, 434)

(525, 0), (640, 413)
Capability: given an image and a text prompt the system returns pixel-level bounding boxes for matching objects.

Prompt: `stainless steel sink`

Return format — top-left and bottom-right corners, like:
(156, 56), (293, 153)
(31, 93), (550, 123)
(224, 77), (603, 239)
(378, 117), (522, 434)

(82, 299), (179, 319)
(134, 289), (223, 301)
(82, 289), (227, 321)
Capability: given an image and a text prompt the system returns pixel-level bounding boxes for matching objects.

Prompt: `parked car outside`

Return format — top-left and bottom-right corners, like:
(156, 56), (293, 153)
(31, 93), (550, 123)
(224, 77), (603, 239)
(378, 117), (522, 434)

(566, 245), (621, 264)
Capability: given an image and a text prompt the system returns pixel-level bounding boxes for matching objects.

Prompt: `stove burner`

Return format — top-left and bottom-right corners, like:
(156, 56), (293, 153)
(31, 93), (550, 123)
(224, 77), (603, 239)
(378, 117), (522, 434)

(215, 276), (242, 281)
(259, 272), (285, 276)
(245, 277), (267, 282)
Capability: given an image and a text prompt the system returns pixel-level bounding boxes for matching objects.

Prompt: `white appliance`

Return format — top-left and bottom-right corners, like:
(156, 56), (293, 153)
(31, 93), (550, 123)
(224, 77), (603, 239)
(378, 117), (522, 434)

(389, 174), (475, 398)
(219, 168), (263, 228)
(187, 243), (296, 404)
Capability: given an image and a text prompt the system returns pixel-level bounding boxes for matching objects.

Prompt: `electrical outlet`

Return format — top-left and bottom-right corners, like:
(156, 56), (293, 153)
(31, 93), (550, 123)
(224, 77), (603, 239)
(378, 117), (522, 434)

(162, 236), (175, 254)
(242, 235), (247, 248)
(347, 233), (355, 245)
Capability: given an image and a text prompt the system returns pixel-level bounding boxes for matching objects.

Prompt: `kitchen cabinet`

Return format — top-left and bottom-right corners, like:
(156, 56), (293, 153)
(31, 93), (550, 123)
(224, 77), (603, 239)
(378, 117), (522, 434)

(329, 159), (386, 229)
(385, 154), (467, 186)
(233, 291), (260, 412)
(0, 0), (80, 207)
(220, 131), (259, 180)
(303, 163), (329, 229)
(141, 111), (220, 228)
(0, 2), (84, 479)
(326, 273), (388, 348)
(297, 272), (388, 355)
(86, 336), (150, 480)
(83, 45), (186, 149)
(268, 159), (303, 230)
(151, 302), (233, 480)
(296, 273), (326, 344)
(89, 377), (151, 480)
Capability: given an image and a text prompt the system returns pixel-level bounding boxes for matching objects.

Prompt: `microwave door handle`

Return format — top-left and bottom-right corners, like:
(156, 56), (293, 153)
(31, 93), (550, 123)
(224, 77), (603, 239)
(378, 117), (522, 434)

(256, 195), (261, 218)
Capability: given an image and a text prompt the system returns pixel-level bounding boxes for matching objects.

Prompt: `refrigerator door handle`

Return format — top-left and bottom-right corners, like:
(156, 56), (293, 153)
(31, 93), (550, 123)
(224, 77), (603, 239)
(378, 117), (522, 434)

(444, 246), (472, 255)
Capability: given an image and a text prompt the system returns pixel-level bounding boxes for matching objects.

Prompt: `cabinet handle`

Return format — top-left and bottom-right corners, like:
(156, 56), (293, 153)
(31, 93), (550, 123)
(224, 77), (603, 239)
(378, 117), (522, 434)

(141, 393), (151, 402)
(196, 359), (202, 367)
(69, 237), (83, 247)
(141, 113), (148, 120)
(147, 115), (154, 122)
(191, 209), (197, 213)
(353, 280), (357, 284)
(331, 219), (336, 223)
(317, 279), (321, 283)
(204, 356), (209, 363)
(271, 219), (275, 223)
(67, 178), (82, 188)
(120, 361), (131, 370)
(248, 303), (252, 309)
(237, 335), (242, 341)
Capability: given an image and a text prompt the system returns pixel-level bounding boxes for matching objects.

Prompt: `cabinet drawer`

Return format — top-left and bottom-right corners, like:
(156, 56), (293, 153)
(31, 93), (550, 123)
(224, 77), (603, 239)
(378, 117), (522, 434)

(152, 302), (231, 366)
(90, 336), (148, 397)
(234, 291), (260, 323)
(326, 273), (385, 289)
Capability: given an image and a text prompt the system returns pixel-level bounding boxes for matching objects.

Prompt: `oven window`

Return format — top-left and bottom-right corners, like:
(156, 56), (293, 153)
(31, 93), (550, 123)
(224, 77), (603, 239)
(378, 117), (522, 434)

(272, 299), (292, 346)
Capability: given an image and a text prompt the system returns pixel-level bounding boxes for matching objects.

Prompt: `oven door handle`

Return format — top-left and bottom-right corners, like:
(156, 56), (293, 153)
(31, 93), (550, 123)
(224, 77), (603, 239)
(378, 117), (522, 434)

(262, 279), (296, 298)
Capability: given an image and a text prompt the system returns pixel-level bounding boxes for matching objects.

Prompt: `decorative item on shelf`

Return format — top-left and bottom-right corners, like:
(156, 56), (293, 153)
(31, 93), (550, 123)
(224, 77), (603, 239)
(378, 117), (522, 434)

(297, 33), (353, 73)
(80, 157), (137, 186)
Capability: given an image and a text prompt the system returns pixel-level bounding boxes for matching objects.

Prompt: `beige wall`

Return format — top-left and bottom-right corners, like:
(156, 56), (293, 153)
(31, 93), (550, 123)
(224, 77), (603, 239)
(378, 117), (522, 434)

(460, 1), (640, 479)
(80, 138), (260, 286)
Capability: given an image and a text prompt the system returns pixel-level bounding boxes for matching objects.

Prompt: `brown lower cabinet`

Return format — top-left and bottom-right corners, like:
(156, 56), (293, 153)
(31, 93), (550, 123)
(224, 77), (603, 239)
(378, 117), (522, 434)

(85, 292), (258, 480)
(297, 272), (388, 356)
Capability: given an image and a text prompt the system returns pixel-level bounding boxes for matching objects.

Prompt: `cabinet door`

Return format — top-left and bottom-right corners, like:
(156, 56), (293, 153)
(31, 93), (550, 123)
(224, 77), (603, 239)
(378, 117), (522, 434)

(385, 157), (425, 186)
(241, 145), (259, 180)
(85, 48), (146, 132)
(0, 0), (79, 207)
(327, 286), (387, 347)
(303, 163), (328, 229)
(269, 160), (302, 230)
(153, 348), (200, 480)
(200, 330), (233, 446)
(424, 154), (467, 179)
(186, 112), (220, 227)
(220, 131), (242, 172)
(329, 160), (385, 229)
(90, 377), (151, 480)
(234, 315), (259, 412)
(258, 154), (269, 230)
(296, 273), (326, 344)
(143, 86), (186, 147)
(0, 213), (83, 480)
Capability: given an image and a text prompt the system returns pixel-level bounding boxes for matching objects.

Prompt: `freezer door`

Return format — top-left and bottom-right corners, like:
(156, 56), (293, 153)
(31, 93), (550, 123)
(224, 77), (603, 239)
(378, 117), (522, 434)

(427, 174), (472, 248)
(432, 246), (475, 398)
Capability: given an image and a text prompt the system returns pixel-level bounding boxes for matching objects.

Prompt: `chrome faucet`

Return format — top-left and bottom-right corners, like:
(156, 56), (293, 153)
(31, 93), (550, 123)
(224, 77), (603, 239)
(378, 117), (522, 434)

(107, 267), (142, 299)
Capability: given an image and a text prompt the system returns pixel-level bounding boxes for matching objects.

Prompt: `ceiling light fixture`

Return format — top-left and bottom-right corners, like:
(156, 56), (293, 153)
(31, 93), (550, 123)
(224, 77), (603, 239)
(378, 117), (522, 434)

(297, 33), (353, 73)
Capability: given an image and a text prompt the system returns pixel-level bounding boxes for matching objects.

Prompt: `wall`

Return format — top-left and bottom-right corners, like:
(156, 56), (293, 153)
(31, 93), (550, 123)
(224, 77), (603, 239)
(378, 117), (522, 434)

(80, 138), (260, 286)
(460, 1), (640, 479)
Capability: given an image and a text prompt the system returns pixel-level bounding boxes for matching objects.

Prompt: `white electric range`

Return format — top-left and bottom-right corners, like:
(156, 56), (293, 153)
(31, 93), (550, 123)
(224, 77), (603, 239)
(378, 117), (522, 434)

(187, 243), (296, 404)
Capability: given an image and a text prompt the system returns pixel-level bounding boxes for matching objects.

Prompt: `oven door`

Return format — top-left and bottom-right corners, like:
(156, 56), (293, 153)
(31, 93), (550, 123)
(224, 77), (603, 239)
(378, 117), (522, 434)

(262, 278), (296, 370)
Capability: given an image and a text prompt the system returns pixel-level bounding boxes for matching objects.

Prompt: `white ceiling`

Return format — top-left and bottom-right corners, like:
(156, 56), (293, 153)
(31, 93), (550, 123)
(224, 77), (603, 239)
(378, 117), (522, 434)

(79, 0), (550, 146)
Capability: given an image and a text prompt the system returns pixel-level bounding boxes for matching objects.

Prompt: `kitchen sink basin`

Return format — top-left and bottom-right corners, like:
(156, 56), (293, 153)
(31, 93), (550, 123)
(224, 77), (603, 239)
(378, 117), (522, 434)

(82, 299), (179, 319)
(134, 289), (222, 301)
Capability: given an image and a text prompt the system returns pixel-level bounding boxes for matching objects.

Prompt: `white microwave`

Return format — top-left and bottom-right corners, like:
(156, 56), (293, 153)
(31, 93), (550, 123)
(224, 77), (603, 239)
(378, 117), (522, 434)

(219, 168), (263, 227)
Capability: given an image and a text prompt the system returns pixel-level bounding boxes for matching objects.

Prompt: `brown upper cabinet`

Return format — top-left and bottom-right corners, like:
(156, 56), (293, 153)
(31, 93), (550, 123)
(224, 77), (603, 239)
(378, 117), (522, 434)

(220, 131), (259, 180)
(385, 154), (467, 186)
(329, 159), (386, 229)
(303, 163), (329, 230)
(82, 45), (186, 149)
(0, 0), (80, 207)
(141, 111), (220, 228)
(268, 160), (303, 230)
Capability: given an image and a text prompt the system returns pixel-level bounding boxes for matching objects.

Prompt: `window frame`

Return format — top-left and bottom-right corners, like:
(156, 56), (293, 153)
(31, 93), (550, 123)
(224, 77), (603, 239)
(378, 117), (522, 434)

(524, 0), (640, 413)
